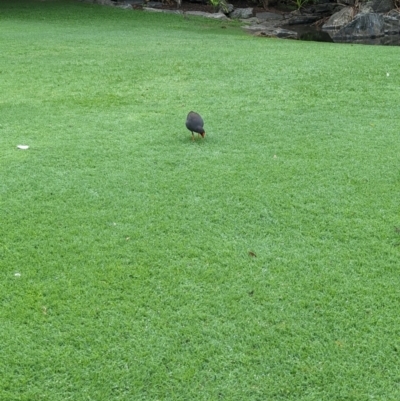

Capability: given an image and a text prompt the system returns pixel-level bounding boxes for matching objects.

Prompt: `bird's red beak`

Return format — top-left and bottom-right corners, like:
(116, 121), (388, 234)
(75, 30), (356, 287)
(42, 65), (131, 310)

(201, 132), (206, 138)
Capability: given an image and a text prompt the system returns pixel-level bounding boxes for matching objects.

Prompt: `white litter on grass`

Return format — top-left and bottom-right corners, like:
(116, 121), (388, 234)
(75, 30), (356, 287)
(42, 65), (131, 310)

(387, 72), (390, 77)
(17, 145), (29, 150)
(14, 273), (21, 277)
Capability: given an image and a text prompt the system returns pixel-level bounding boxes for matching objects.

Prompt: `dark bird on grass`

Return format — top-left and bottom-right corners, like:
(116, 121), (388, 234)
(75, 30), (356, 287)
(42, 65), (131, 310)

(186, 111), (206, 140)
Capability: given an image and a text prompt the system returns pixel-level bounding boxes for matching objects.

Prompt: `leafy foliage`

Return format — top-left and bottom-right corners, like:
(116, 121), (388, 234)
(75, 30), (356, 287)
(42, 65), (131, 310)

(208, 0), (230, 12)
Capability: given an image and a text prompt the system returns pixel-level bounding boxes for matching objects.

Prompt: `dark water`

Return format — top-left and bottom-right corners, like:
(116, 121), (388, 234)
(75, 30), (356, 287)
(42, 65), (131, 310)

(284, 24), (400, 46)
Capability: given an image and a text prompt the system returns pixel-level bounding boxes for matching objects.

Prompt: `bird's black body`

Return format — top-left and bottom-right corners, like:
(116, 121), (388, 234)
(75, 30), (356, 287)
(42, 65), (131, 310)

(186, 111), (205, 140)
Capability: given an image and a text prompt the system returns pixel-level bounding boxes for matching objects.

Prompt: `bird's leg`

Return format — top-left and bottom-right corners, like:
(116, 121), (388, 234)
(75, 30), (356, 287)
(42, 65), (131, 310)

(192, 132), (195, 141)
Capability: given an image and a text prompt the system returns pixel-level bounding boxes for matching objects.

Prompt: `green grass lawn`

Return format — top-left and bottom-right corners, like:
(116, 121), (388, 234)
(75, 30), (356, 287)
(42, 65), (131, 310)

(1, 1), (400, 399)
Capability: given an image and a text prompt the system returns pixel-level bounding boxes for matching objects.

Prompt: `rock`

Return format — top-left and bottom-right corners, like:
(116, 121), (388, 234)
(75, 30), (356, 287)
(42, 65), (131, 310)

(254, 27), (298, 39)
(256, 12), (284, 21)
(230, 8), (253, 19)
(117, 3), (133, 8)
(219, 3), (234, 14)
(384, 10), (400, 34)
(243, 24), (298, 39)
(274, 27), (298, 38)
(304, 3), (344, 15)
(332, 12), (385, 41)
(322, 6), (354, 30)
(241, 17), (260, 24)
(359, 3), (374, 13)
(243, 23), (273, 32)
(365, 0), (394, 12)
(143, 7), (182, 14)
(236, 0), (400, 43)
(288, 13), (320, 25)
(185, 11), (230, 20)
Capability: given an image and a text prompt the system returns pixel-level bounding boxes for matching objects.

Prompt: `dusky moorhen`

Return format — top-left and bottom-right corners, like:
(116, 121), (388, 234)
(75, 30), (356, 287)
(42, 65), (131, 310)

(186, 111), (205, 140)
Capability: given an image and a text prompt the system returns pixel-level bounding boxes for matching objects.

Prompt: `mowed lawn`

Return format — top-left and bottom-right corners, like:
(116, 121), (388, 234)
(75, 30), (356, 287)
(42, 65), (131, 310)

(1, 1), (400, 399)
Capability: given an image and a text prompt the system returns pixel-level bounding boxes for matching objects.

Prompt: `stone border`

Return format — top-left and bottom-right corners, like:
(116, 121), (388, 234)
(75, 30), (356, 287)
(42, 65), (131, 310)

(79, 0), (400, 43)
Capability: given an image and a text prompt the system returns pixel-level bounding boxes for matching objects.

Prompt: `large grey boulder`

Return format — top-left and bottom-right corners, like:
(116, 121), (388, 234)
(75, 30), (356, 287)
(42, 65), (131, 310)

(384, 10), (400, 34)
(230, 8), (253, 19)
(322, 6), (354, 30)
(365, 0), (394, 12)
(332, 12), (385, 41)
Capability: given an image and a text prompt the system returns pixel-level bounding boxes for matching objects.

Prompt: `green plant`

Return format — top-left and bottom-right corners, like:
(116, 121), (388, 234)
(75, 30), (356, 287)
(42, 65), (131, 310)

(209, 0), (229, 13)
(292, 0), (309, 10)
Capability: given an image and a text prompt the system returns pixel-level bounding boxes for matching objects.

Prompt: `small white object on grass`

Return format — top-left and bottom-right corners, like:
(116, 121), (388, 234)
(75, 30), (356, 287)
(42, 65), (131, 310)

(17, 145), (29, 150)
(387, 72), (390, 77)
(14, 273), (21, 277)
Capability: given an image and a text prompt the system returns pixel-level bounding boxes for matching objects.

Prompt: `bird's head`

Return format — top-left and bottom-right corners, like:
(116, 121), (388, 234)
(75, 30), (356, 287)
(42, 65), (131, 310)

(200, 130), (206, 138)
